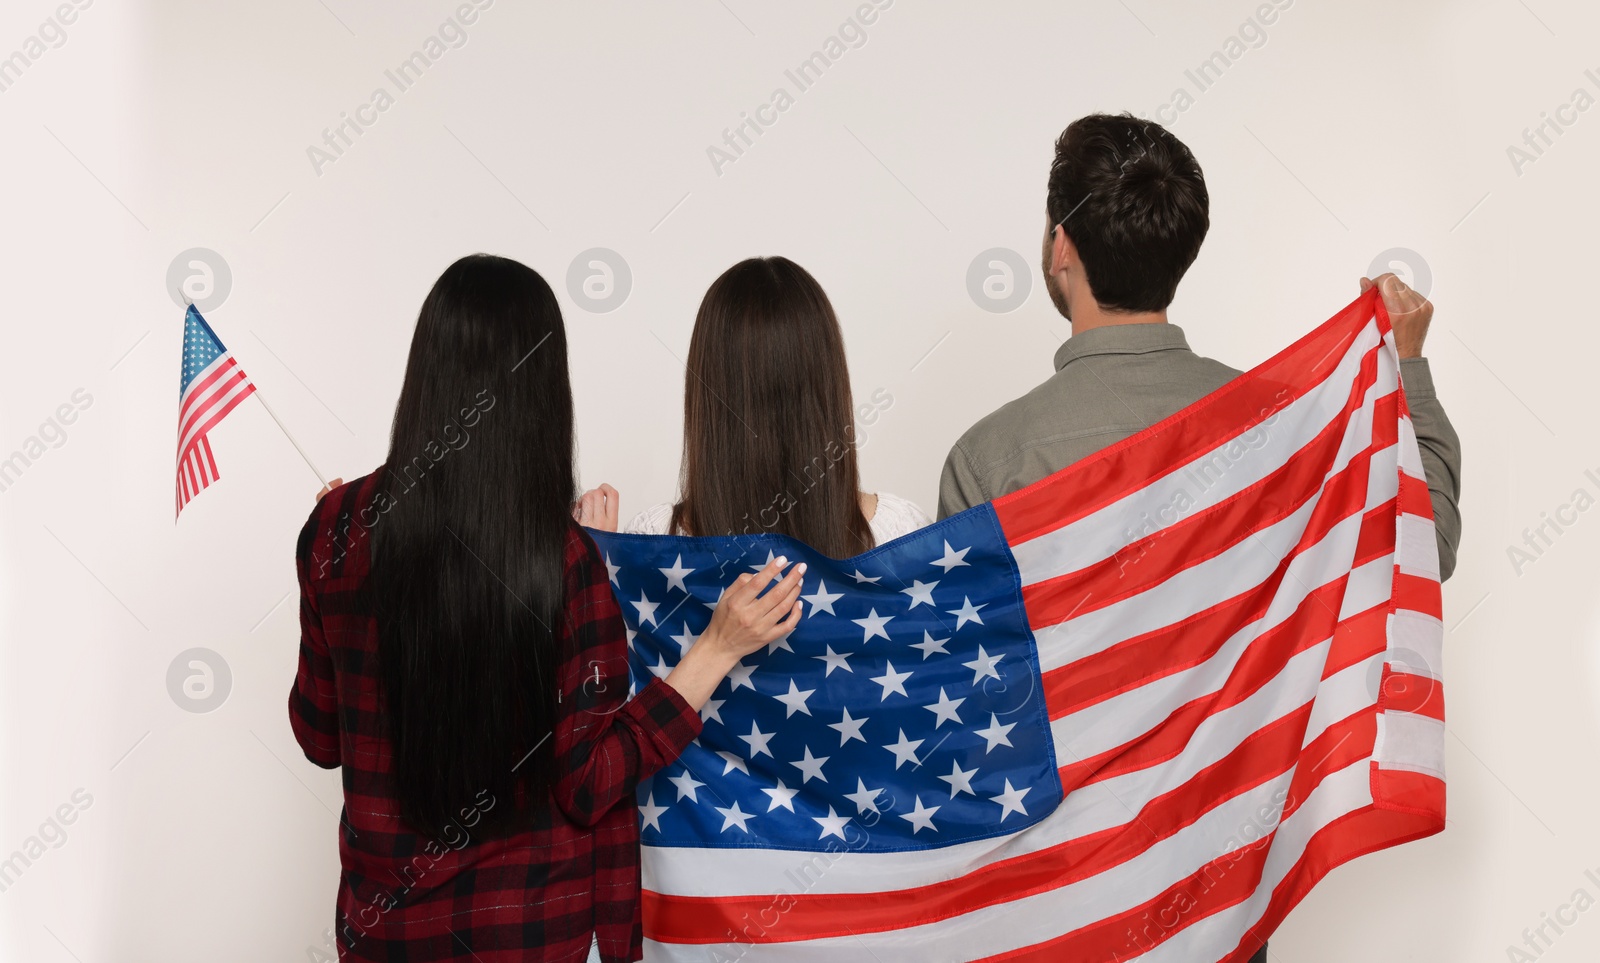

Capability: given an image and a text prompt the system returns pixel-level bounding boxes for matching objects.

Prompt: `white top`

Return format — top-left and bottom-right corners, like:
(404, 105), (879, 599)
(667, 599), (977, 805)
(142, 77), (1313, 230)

(625, 492), (932, 548)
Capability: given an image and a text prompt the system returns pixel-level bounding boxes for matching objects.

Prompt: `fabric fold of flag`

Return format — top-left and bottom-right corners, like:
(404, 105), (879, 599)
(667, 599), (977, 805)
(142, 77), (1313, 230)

(587, 285), (1445, 963)
(175, 304), (256, 517)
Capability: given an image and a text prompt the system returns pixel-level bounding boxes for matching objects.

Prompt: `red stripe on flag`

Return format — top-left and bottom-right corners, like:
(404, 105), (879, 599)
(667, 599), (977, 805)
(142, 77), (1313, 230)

(1398, 470), (1433, 519)
(1370, 766), (1447, 817)
(1380, 671), (1444, 720)
(1395, 572), (1442, 620)
(1352, 499), (1398, 566)
(1322, 603), (1389, 680)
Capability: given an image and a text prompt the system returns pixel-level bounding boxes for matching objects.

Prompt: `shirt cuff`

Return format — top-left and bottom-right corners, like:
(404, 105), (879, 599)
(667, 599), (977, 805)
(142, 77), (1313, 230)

(1398, 357), (1436, 401)
(626, 678), (704, 761)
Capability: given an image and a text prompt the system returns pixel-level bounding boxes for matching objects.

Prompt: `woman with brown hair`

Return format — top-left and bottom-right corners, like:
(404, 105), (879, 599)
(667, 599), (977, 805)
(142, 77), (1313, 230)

(578, 256), (929, 550)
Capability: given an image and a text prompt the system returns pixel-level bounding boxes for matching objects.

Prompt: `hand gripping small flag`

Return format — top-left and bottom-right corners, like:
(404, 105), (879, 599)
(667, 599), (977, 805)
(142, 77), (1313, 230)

(587, 286), (1446, 963)
(175, 305), (255, 517)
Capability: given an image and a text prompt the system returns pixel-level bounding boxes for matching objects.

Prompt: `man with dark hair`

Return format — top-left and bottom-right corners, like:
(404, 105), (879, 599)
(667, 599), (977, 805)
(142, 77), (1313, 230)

(939, 112), (1461, 578)
(937, 113), (1462, 963)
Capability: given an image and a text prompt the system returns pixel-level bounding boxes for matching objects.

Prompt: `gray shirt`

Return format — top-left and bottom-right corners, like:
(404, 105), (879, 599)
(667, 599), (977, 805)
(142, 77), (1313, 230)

(937, 323), (1462, 580)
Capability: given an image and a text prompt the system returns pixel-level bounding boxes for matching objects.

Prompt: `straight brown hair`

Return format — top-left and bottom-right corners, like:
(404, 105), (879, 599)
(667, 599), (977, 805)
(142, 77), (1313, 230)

(671, 257), (873, 558)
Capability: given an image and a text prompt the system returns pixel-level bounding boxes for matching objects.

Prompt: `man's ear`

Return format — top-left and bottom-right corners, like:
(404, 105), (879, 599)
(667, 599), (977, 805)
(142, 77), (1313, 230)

(1051, 225), (1079, 277)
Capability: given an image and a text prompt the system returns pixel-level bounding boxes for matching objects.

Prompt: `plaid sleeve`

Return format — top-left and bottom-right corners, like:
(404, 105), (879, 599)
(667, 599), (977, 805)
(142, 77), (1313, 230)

(288, 499), (342, 769)
(552, 527), (701, 827)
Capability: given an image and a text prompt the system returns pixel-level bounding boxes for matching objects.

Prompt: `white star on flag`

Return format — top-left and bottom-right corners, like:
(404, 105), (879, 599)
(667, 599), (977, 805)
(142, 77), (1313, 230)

(911, 631), (950, 659)
(774, 679), (816, 717)
(948, 596), (987, 630)
(812, 645), (853, 676)
(716, 801), (755, 833)
(716, 750), (749, 775)
(974, 713), (1017, 753)
(939, 760), (978, 798)
(631, 591), (660, 627)
(852, 608), (894, 643)
(901, 795), (941, 834)
(659, 555), (693, 593)
(899, 579), (939, 609)
(871, 661), (913, 700)
(790, 746), (830, 783)
(801, 580), (844, 617)
(761, 779), (799, 812)
(727, 660), (758, 692)
(813, 806), (850, 840)
(667, 770), (705, 802)
(829, 707), (869, 746)
(639, 792), (668, 831)
(739, 722), (775, 758)
(844, 778), (884, 815)
(749, 550), (781, 571)
(989, 779), (1030, 820)
(882, 729), (923, 769)
(931, 541), (971, 572)
(963, 645), (1003, 684)
(924, 687), (965, 728)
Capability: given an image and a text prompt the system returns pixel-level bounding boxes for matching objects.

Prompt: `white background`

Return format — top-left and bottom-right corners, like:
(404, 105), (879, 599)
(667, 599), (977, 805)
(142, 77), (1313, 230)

(1, 0), (1596, 959)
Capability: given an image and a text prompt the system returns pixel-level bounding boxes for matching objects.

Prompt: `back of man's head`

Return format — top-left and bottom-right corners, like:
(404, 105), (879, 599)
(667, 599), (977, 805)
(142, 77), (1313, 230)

(1047, 113), (1209, 313)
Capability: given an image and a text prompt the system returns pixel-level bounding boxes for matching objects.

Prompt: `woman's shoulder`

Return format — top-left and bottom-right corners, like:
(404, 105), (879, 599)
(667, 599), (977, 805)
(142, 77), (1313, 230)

(297, 470), (383, 578)
(624, 502), (677, 535)
(867, 491), (933, 544)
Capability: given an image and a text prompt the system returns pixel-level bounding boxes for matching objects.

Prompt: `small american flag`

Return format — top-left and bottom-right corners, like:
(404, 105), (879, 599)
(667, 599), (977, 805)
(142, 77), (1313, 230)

(176, 305), (256, 517)
(588, 286), (1445, 962)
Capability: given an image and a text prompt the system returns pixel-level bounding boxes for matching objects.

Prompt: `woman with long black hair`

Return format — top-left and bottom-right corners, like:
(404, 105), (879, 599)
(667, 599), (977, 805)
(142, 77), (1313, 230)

(290, 254), (804, 962)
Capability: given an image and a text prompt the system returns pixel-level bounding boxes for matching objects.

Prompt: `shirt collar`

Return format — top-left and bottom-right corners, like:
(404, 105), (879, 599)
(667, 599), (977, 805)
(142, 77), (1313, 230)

(1053, 322), (1193, 372)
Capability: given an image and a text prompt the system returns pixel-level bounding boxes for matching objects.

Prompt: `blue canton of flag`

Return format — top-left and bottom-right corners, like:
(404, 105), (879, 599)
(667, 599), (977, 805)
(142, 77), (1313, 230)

(589, 510), (1063, 853)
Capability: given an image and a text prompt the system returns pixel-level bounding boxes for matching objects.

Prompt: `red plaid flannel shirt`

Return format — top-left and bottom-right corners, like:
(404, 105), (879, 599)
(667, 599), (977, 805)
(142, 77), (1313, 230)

(290, 472), (701, 962)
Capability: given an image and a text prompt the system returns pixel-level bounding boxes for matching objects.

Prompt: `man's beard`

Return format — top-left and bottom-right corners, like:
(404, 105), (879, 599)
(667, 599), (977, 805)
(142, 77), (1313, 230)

(1041, 233), (1070, 319)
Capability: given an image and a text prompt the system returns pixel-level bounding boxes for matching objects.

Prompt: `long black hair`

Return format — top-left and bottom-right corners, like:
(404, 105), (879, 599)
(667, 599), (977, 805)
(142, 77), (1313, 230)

(366, 254), (574, 838)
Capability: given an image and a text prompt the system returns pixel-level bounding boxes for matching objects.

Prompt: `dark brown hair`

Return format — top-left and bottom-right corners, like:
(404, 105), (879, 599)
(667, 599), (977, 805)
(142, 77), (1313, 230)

(671, 257), (873, 558)
(1047, 112), (1210, 312)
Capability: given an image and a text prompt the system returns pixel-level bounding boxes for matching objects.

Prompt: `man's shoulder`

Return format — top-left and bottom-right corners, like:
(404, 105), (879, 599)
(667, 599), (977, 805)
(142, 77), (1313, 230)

(948, 346), (1243, 466)
(947, 356), (1143, 463)
(949, 381), (1056, 466)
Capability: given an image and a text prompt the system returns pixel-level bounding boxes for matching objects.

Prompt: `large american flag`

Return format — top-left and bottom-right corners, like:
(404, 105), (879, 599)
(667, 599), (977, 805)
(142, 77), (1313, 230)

(176, 305), (256, 517)
(589, 287), (1445, 962)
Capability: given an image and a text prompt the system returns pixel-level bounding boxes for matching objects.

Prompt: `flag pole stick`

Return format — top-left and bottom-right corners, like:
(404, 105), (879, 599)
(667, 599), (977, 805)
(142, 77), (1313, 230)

(252, 392), (328, 486)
